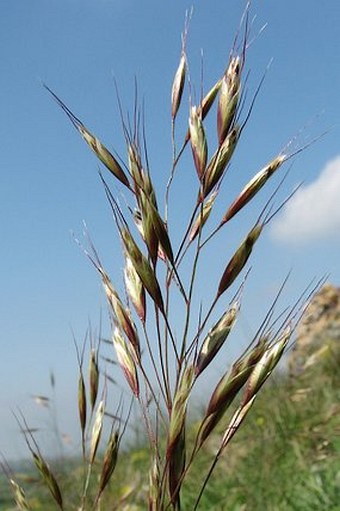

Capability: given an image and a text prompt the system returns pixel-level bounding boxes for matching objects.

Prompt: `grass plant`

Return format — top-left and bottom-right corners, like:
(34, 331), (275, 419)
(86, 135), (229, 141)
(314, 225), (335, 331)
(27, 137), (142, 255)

(3, 4), (334, 510)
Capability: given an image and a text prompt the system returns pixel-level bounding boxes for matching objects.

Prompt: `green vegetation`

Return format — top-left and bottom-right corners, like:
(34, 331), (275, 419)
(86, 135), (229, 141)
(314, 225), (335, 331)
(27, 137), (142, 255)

(2, 348), (339, 510)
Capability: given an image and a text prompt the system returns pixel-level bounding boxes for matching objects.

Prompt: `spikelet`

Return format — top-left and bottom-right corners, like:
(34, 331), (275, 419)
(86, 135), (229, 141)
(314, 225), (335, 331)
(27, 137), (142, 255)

(196, 301), (239, 375)
(222, 155), (285, 223)
(184, 78), (222, 144)
(220, 395), (256, 449)
(139, 193), (158, 265)
(217, 56), (241, 145)
(79, 126), (130, 188)
(166, 366), (194, 506)
(147, 200), (174, 264)
(200, 78), (222, 120)
(112, 327), (139, 397)
(89, 400), (105, 464)
(128, 142), (144, 190)
(148, 456), (162, 511)
(197, 340), (267, 447)
(78, 371), (87, 454)
(132, 208), (167, 262)
(102, 272), (141, 361)
(168, 366), (195, 451)
(124, 255), (146, 323)
(189, 192), (217, 242)
(171, 52), (186, 120)
(89, 348), (99, 411)
(217, 223), (263, 298)
(202, 126), (239, 199)
(97, 431), (119, 498)
(206, 338), (268, 417)
(130, 149), (159, 265)
(189, 106), (208, 180)
(139, 188), (174, 264)
(243, 327), (291, 404)
(168, 427), (186, 509)
(32, 452), (63, 510)
(121, 228), (164, 312)
(43, 85), (130, 189)
(10, 479), (31, 510)
(133, 164), (174, 265)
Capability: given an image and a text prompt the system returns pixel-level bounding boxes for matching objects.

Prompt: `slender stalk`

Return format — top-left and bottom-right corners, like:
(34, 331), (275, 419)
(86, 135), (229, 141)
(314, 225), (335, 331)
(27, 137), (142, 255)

(192, 455), (219, 511)
(185, 294), (219, 359)
(174, 202), (200, 265)
(169, 260), (189, 304)
(192, 417), (238, 511)
(199, 222), (221, 250)
(193, 401), (252, 510)
(81, 462), (93, 511)
(164, 268), (172, 412)
(180, 202), (205, 360)
(165, 201), (200, 295)
(165, 129), (190, 222)
(142, 322), (168, 410)
(161, 307), (180, 369)
(155, 305), (172, 411)
(165, 119), (177, 224)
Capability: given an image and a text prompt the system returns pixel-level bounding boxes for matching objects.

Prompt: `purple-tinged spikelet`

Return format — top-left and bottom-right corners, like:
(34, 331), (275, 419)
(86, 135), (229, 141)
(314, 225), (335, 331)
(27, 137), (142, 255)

(217, 224), (262, 297)
(222, 155), (285, 223)
(196, 302), (239, 375)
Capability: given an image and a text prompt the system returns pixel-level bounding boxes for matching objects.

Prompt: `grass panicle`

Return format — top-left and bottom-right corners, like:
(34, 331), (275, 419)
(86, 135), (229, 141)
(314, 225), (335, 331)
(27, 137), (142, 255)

(12, 4), (322, 510)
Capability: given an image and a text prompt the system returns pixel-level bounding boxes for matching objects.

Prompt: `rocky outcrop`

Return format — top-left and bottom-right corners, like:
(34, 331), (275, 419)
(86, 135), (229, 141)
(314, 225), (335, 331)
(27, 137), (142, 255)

(289, 283), (340, 375)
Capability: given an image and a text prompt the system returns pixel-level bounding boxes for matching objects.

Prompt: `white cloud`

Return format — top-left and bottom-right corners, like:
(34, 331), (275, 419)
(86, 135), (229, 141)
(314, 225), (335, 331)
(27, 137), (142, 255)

(270, 156), (340, 244)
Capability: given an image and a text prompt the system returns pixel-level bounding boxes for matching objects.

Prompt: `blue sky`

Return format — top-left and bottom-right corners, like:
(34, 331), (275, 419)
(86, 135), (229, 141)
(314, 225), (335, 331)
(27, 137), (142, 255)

(1, 0), (340, 460)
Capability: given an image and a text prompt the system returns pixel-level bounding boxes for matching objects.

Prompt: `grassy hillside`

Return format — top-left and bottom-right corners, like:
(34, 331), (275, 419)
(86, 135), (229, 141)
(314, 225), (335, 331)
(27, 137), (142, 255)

(2, 343), (339, 510)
